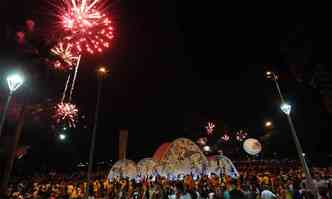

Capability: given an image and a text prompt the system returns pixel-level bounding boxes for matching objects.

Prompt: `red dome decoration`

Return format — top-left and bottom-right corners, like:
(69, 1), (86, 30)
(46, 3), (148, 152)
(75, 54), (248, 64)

(152, 142), (171, 161)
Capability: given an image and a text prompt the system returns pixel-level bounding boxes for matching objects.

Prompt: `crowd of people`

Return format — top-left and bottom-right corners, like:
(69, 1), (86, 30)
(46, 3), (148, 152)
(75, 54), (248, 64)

(5, 160), (332, 199)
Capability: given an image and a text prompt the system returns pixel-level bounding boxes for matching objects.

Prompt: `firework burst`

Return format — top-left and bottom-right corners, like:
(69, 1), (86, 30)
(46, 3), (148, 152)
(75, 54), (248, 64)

(236, 129), (248, 142)
(54, 102), (78, 128)
(56, 0), (114, 54)
(51, 42), (79, 69)
(205, 122), (215, 135)
(221, 134), (230, 142)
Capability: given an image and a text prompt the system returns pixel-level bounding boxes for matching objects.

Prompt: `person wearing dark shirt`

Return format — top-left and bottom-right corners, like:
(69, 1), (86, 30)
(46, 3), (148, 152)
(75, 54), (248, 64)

(229, 188), (245, 199)
(229, 180), (245, 199)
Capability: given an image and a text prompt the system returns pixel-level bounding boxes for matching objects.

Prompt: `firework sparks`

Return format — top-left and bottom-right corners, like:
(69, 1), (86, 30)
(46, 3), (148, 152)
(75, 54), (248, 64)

(57, 0), (114, 54)
(221, 134), (230, 142)
(61, 74), (72, 103)
(236, 129), (248, 141)
(54, 102), (78, 128)
(69, 55), (81, 101)
(51, 42), (79, 69)
(205, 122), (215, 135)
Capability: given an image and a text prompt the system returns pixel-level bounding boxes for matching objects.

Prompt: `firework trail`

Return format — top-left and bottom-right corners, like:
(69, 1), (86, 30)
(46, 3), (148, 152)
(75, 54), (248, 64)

(68, 54), (81, 102)
(61, 74), (72, 103)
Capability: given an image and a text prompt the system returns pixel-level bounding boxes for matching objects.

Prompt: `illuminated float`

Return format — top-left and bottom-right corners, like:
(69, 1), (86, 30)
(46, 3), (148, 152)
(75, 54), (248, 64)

(109, 137), (239, 180)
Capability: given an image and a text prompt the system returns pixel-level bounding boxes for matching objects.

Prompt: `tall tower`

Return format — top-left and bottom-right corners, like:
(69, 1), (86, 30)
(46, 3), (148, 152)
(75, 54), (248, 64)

(118, 129), (128, 160)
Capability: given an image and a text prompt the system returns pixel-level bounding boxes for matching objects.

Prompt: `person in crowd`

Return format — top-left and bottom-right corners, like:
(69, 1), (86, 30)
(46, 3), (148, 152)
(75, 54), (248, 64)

(260, 185), (277, 199)
(228, 180), (245, 199)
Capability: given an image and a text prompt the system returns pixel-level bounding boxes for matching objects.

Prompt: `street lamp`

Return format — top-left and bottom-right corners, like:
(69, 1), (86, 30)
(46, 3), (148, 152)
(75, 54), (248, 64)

(86, 66), (108, 197)
(98, 67), (107, 74)
(280, 102), (291, 115)
(7, 74), (24, 93)
(59, 133), (66, 141)
(266, 70), (317, 195)
(0, 73), (24, 137)
(265, 121), (273, 128)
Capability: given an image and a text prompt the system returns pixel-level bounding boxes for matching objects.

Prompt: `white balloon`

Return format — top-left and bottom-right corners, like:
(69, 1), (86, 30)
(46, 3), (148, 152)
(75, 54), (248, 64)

(243, 138), (262, 155)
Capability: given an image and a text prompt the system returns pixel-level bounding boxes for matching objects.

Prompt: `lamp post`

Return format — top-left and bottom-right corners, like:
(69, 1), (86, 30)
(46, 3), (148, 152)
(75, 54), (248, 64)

(59, 133), (67, 141)
(0, 74), (24, 137)
(86, 66), (108, 197)
(0, 73), (24, 196)
(265, 121), (273, 128)
(266, 71), (317, 195)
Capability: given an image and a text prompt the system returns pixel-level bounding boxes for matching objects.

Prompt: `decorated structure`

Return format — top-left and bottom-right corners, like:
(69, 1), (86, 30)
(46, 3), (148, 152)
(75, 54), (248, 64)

(137, 158), (161, 177)
(207, 155), (239, 178)
(108, 137), (239, 180)
(154, 138), (208, 176)
(243, 138), (262, 155)
(108, 159), (137, 179)
(152, 142), (171, 161)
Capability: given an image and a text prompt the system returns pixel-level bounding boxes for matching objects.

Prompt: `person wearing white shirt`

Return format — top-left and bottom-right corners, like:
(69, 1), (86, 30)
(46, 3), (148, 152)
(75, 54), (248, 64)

(261, 187), (277, 199)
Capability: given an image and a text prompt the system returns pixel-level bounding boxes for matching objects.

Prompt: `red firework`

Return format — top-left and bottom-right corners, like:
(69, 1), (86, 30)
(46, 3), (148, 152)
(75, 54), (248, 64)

(57, 0), (114, 54)
(54, 102), (78, 128)
(205, 122), (215, 135)
(221, 134), (230, 142)
(236, 129), (248, 142)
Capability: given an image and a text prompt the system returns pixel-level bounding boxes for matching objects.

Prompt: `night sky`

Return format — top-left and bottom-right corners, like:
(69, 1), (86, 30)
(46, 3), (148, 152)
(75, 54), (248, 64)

(0, 0), (330, 171)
